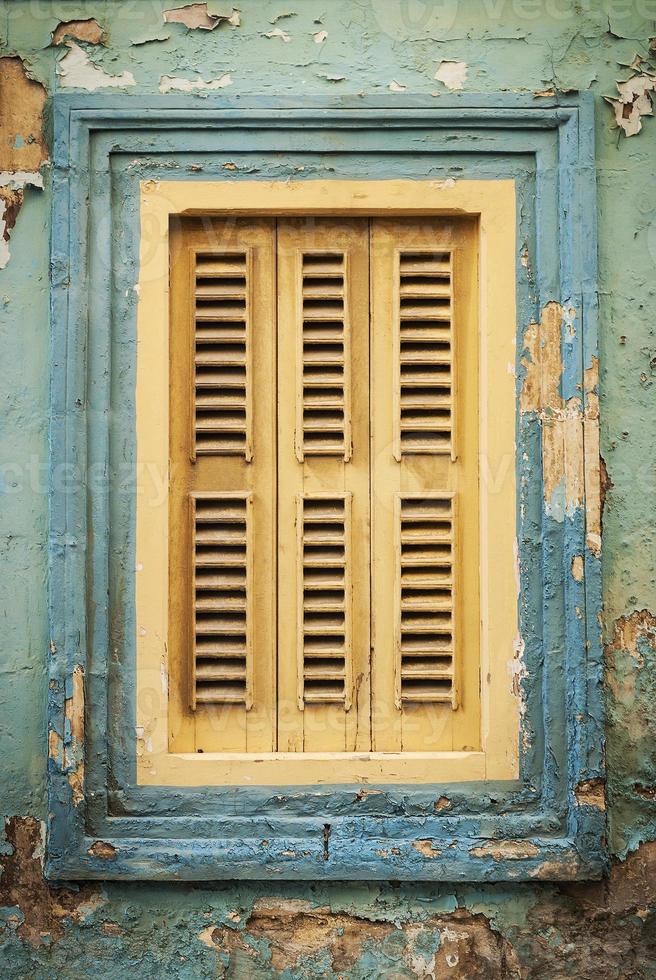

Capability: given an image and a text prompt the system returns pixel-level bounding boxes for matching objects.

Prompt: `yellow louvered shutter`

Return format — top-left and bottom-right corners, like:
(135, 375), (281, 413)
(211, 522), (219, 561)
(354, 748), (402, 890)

(277, 219), (371, 753)
(370, 217), (480, 753)
(169, 218), (276, 753)
(168, 214), (479, 757)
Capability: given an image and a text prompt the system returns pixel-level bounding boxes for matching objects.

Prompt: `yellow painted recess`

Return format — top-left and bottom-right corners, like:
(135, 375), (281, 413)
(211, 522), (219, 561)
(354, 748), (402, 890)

(135, 180), (518, 786)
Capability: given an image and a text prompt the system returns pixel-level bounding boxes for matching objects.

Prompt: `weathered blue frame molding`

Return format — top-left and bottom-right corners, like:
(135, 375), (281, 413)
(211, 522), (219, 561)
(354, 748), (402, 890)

(47, 94), (605, 881)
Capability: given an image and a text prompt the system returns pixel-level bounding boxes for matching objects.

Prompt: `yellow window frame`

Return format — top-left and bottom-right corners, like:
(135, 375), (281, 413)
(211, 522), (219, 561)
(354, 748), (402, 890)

(135, 179), (518, 786)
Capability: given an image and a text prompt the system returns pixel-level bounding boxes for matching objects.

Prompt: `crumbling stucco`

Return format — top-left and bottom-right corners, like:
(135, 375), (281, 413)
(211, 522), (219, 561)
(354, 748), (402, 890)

(3, 815), (656, 977)
(606, 611), (656, 858)
(0, 57), (47, 267)
(0, 58), (48, 176)
(0, 817), (101, 947)
(204, 904), (524, 977)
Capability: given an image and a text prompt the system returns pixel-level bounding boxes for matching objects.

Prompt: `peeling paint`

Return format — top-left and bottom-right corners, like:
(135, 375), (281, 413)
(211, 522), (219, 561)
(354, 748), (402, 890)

(0, 57), (48, 176)
(48, 666), (85, 805)
(159, 73), (233, 93)
(87, 841), (117, 860)
(413, 840), (442, 858)
(469, 841), (540, 861)
(606, 55), (656, 136)
(56, 42), (136, 90)
(0, 170), (44, 190)
(265, 28), (292, 43)
(51, 19), (105, 46)
(528, 856), (580, 878)
(434, 60), (468, 90)
(571, 554), (584, 581)
(519, 301), (598, 524)
(0, 187), (22, 269)
(163, 3), (240, 30)
(520, 301), (564, 417)
(131, 30), (171, 47)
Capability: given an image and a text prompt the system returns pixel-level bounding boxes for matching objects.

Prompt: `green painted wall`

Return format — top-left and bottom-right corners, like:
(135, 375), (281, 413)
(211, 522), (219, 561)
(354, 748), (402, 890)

(1, 1), (656, 975)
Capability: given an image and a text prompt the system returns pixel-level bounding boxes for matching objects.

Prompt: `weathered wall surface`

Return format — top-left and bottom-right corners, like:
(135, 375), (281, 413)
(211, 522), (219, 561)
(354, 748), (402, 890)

(1, 1), (655, 976)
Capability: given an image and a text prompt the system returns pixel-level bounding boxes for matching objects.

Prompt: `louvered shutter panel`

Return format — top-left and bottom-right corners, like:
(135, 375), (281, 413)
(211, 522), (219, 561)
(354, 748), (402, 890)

(170, 213), (479, 758)
(396, 493), (456, 707)
(191, 493), (253, 708)
(297, 253), (351, 460)
(193, 251), (252, 459)
(371, 217), (480, 754)
(169, 218), (276, 753)
(277, 219), (371, 753)
(297, 493), (353, 708)
(397, 250), (454, 459)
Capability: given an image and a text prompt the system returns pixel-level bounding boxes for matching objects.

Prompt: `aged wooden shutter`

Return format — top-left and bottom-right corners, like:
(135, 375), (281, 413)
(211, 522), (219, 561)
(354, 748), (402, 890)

(169, 213), (478, 757)
(370, 217), (480, 753)
(277, 219), (371, 753)
(169, 218), (276, 753)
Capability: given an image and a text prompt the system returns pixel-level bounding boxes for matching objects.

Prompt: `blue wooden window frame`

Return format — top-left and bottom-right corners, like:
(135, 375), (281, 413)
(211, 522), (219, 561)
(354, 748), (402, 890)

(47, 94), (605, 881)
